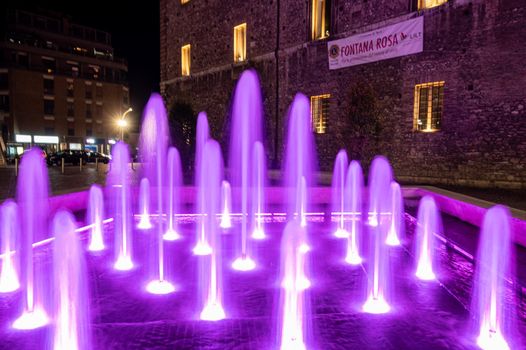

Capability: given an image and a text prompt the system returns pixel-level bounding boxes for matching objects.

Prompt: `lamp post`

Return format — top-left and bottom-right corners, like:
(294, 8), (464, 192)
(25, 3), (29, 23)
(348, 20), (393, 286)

(117, 107), (133, 141)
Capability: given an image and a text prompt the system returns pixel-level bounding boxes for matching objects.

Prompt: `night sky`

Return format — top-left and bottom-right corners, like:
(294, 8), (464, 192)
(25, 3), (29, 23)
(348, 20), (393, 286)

(2, 0), (160, 131)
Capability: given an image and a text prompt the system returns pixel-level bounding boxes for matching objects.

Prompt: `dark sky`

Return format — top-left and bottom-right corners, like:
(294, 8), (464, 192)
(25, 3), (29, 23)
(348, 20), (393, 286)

(3, 0), (160, 130)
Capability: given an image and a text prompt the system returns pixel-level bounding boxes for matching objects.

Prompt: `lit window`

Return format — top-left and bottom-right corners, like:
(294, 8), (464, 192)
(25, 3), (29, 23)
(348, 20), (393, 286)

(233, 23), (247, 62)
(310, 94), (330, 134)
(181, 0), (190, 3)
(413, 81), (444, 132)
(418, 0), (447, 10)
(181, 44), (191, 76)
(311, 0), (331, 40)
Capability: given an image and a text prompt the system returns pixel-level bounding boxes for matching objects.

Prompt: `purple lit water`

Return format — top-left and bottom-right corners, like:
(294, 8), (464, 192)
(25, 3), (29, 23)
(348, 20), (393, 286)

(386, 181), (403, 246)
(251, 141), (266, 240)
(109, 141), (133, 271)
(164, 147), (183, 241)
(51, 210), (90, 350)
(363, 156), (393, 314)
(415, 195), (441, 281)
(229, 70), (263, 271)
(332, 150), (348, 238)
(472, 205), (514, 350)
(199, 139), (225, 321)
(87, 185), (105, 252)
(137, 178), (153, 230)
(13, 147), (50, 329)
(0, 200), (20, 293)
(344, 160), (363, 265)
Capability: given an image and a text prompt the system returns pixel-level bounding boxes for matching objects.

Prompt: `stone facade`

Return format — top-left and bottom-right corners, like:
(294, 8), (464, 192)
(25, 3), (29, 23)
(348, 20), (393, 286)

(160, 0), (526, 189)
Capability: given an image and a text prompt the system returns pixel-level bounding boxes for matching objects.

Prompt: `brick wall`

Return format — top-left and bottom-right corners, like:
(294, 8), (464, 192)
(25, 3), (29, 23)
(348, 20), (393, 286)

(161, 0), (526, 189)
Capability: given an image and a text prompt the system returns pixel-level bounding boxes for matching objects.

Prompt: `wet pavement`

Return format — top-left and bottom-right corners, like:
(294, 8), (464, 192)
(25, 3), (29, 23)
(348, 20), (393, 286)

(1, 211), (525, 349)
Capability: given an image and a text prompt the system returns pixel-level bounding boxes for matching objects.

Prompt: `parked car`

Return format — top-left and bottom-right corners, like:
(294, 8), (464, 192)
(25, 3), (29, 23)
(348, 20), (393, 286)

(47, 149), (88, 166)
(85, 151), (110, 164)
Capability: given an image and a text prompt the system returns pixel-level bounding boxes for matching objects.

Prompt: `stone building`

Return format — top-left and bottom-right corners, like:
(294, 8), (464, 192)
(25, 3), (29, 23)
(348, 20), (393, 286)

(0, 9), (130, 158)
(160, 0), (526, 188)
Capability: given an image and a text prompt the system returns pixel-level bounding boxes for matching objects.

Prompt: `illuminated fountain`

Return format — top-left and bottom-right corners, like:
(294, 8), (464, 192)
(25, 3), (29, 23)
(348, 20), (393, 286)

(199, 140), (226, 321)
(415, 195), (441, 281)
(0, 200), (20, 293)
(13, 147), (50, 329)
(367, 156), (393, 227)
(278, 220), (309, 350)
(385, 181), (403, 246)
(230, 70), (263, 271)
(164, 147), (182, 241)
(220, 180), (233, 229)
(283, 93), (316, 223)
(137, 178), (153, 230)
(52, 210), (91, 350)
(251, 141), (266, 240)
(87, 185), (105, 252)
(344, 160), (363, 265)
(110, 141), (134, 271)
(363, 156), (392, 314)
(332, 150), (349, 238)
(194, 112), (212, 255)
(472, 205), (513, 350)
(140, 94), (175, 294)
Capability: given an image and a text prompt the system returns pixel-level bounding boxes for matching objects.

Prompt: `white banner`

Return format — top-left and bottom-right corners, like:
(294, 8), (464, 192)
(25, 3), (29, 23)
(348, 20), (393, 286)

(328, 17), (424, 70)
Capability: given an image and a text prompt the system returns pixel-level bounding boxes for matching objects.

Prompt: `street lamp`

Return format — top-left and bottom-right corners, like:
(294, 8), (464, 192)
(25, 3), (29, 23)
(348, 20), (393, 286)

(117, 107), (133, 140)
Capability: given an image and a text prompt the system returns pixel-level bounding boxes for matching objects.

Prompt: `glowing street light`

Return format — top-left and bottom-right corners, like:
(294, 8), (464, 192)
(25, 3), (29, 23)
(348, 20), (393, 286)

(117, 107), (133, 140)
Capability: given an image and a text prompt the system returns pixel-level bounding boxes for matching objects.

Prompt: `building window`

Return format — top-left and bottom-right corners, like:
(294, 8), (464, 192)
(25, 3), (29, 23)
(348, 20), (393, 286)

(67, 82), (74, 97)
(43, 78), (54, 95)
(86, 104), (92, 118)
(17, 53), (29, 68)
(95, 104), (102, 118)
(233, 23), (247, 62)
(67, 121), (75, 136)
(181, 44), (191, 76)
(413, 81), (444, 132)
(67, 102), (74, 117)
(86, 86), (93, 99)
(311, 0), (331, 40)
(95, 85), (103, 99)
(0, 73), (7, 90)
(88, 65), (100, 79)
(0, 95), (9, 112)
(44, 99), (54, 115)
(42, 57), (55, 74)
(310, 94), (330, 134)
(181, 0), (190, 4)
(418, 0), (448, 10)
(68, 61), (79, 77)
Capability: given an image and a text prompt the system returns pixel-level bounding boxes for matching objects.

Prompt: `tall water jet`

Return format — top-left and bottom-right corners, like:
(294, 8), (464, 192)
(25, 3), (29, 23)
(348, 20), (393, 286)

(363, 156), (392, 314)
(472, 205), (513, 350)
(367, 156), (393, 227)
(283, 93), (317, 220)
(251, 141), (266, 240)
(87, 185), (105, 252)
(194, 112), (212, 254)
(0, 200), (20, 293)
(278, 220), (309, 350)
(52, 210), (90, 350)
(385, 181), (403, 246)
(415, 195), (441, 281)
(13, 147), (50, 329)
(344, 161), (363, 265)
(164, 147), (183, 241)
(296, 177), (308, 230)
(200, 140), (226, 321)
(137, 178), (153, 230)
(230, 70), (263, 271)
(332, 150), (349, 238)
(140, 94), (175, 294)
(109, 142), (133, 271)
(220, 181), (233, 229)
